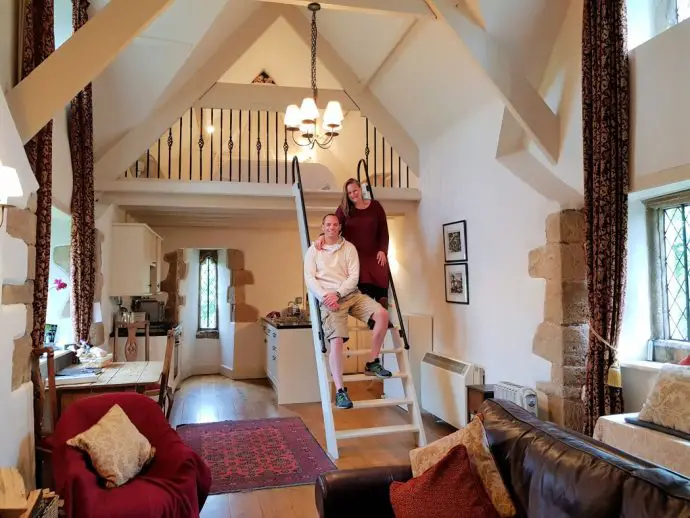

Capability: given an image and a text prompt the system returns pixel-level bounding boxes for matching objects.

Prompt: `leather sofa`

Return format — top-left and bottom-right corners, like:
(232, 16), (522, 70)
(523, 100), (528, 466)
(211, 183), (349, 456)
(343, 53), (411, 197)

(315, 399), (690, 518)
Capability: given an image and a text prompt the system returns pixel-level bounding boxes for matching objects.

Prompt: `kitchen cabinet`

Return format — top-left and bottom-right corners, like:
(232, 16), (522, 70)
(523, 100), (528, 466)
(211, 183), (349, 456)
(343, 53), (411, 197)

(110, 223), (164, 296)
(262, 320), (320, 405)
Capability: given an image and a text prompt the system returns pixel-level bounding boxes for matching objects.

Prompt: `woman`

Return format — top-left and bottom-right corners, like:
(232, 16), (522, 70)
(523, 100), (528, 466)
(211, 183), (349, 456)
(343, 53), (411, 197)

(316, 178), (390, 307)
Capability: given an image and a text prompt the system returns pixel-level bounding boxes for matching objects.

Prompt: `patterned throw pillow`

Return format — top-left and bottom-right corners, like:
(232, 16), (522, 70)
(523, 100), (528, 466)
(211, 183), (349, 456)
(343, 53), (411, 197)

(639, 364), (690, 434)
(67, 404), (156, 488)
(409, 417), (516, 518)
(391, 444), (500, 518)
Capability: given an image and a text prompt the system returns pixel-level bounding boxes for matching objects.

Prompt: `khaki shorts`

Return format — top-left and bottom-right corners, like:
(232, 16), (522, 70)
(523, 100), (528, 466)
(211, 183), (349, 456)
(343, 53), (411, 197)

(320, 291), (383, 342)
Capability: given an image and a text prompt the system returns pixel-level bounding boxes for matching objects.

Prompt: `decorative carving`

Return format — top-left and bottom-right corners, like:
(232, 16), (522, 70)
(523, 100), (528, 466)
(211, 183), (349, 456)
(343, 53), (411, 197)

(251, 70), (276, 85)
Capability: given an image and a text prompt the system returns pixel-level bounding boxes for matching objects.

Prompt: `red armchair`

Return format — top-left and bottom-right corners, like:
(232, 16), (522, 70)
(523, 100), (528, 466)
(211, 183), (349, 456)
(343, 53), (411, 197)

(52, 393), (212, 518)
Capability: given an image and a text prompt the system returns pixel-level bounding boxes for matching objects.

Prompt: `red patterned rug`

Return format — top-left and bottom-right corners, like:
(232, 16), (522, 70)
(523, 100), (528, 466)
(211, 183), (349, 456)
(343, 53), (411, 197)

(177, 417), (337, 494)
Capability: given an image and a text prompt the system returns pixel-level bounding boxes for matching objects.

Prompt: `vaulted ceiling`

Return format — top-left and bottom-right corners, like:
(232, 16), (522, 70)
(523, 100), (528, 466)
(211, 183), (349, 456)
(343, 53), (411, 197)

(54, 0), (572, 184)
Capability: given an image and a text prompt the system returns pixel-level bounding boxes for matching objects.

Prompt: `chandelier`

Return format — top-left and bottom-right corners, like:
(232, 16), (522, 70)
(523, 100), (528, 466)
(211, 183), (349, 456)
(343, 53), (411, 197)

(284, 2), (343, 150)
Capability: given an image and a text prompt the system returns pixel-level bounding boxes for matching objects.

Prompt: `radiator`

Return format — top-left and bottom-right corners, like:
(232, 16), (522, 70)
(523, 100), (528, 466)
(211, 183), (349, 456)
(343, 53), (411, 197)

(420, 353), (484, 429)
(494, 381), (538, 416)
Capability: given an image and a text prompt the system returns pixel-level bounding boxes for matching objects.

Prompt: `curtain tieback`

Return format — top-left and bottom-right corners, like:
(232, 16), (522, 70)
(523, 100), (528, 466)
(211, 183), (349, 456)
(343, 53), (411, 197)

(588, 326), (622, 389)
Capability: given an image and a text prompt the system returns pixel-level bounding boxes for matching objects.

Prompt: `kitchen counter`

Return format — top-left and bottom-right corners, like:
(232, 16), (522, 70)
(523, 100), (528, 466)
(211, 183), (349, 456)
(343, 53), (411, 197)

(109, 322), (173, 338)
(261, 316), (312, 329)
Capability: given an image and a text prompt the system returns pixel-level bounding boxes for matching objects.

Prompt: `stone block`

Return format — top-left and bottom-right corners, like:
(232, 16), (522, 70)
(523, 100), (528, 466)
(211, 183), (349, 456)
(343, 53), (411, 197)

(177, 295), (186, 307)
(227, 286), (246, 304)
(546, 209), (585, 244)
(25, 305), (33, 335)
(178, 261), (188, 281)
(544, 281), (588, 325)
(226, 249), (245, 270)
(6, 207), (37, 245)
(231, 269), (254, 287)
(551, 364), (587, 388)
(93, 273), (103, 301)
(234, 303), (259, 322)
(536, 381), (582, 400)
(546, 394), (585, 432)
(528, 243), (586, 281)
(533, 321), (588, 366)
(2, 281), (34, 305)
(27, 193), (38, 213)
(26, 245), (36, 281)
(12, 334), (33, 391)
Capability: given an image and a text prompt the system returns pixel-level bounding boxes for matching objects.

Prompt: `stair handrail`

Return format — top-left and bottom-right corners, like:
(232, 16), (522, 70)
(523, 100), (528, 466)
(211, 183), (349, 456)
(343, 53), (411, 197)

(357, 158), (410, 351)
(292, 156), (328, 354)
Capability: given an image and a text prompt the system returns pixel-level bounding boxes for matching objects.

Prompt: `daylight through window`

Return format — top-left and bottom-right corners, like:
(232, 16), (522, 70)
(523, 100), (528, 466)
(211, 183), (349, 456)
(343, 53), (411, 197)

(661, 205), (690, 341)
(198, 250), (218, 332)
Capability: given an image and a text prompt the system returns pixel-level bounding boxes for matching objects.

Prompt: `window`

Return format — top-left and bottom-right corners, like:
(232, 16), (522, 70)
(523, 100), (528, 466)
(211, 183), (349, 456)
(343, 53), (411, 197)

(197, 250), (218, 338)
(647, 193), (690, 362)
(627, 0), (690, 50)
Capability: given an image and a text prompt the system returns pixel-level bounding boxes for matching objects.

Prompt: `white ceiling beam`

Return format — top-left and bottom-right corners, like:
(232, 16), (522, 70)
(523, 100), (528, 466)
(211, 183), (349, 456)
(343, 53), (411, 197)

(196, 83), (358, 112)
(94, 6), (280, 187)
(6, 0), (173, 144)
(279, 5), (420, 173)
(431, 0), (560, 164)
(365, 19), (422, 90)
(255, 0), (434, 17)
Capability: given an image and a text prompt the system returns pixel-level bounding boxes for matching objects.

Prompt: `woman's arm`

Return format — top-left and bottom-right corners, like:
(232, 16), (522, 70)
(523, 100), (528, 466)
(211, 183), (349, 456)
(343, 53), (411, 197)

(376, 201), (389, 254)
(335, 206), (346, 231)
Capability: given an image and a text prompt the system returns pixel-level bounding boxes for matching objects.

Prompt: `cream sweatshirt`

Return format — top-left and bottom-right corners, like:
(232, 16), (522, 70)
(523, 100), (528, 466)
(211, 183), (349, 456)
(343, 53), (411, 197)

(304, 237), (359, 301)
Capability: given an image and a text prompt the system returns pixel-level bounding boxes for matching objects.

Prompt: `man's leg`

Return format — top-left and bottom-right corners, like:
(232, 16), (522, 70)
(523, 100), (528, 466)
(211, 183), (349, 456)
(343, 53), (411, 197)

(350, 294), (392, 378)
(321, 303), (353, 409)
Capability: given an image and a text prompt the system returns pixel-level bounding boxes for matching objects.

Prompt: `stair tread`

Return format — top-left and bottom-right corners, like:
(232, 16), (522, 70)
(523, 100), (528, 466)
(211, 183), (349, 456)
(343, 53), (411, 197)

(338, 372), (407, 382)
(335, 423), (419, 440)
(333, 398), (413, 410)
(345, 348), (402, 356)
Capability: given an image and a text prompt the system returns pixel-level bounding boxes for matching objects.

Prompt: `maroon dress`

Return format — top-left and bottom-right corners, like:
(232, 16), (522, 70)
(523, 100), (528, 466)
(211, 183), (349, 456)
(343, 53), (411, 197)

(335, 200), (389, 295)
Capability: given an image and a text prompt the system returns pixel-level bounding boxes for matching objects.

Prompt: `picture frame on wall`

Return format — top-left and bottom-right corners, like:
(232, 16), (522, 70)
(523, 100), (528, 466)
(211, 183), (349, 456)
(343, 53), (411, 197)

(442, 220), (467, 262)
(445, 263), (469, 305)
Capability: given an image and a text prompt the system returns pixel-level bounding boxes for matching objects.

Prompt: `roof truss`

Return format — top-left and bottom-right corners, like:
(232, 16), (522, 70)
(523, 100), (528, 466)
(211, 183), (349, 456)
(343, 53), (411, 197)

(255, 0), (434, 17)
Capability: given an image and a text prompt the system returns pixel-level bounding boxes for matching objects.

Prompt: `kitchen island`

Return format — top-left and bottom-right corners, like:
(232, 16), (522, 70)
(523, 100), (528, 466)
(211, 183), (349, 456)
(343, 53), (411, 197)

(261, 316), (321, 405)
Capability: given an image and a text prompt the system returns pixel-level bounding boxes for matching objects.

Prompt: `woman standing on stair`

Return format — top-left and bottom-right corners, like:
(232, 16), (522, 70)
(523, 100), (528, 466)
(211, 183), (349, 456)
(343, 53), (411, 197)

(316, 178), (390, 307)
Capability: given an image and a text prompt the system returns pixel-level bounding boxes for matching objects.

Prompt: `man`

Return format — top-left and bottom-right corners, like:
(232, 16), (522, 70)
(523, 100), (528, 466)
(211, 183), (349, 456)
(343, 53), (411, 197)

(304, 213), (392, 409)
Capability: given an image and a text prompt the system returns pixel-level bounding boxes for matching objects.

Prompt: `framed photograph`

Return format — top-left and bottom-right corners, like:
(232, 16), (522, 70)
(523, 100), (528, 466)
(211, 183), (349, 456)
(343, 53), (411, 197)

(443, 220), (467, 262)
(445, 263), (469, 304)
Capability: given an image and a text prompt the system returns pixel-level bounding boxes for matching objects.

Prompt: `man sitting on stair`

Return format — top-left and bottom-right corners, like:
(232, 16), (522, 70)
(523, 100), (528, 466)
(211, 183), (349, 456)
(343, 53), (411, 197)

(304, 213), (392, 409)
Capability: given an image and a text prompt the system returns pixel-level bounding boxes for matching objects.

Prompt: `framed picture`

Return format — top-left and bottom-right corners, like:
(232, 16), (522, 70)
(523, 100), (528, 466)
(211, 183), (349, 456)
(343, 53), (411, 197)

(445, 263), (469, 304)
(443, 220), (467, 262)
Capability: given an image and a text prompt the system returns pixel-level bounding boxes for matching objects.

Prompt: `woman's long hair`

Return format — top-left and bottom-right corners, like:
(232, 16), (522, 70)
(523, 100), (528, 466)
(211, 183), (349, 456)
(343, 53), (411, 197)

(340, 178), (361, 218)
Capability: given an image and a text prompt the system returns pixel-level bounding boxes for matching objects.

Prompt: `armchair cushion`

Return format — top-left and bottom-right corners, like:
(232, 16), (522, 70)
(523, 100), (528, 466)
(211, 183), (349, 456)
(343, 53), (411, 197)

(66, 404), (155, 488)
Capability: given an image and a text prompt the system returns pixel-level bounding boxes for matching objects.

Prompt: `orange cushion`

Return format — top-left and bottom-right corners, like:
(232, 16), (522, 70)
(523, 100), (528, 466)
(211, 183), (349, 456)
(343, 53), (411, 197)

(390, 444), (500, 518)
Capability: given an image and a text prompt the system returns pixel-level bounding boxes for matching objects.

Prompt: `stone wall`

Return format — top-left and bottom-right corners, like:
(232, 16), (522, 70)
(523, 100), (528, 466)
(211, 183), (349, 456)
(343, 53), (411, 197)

(2, 196), (37, 391)
(226, 249), (258, 322)
(160, 249), (187, 324)
(529, 209), (588, 431)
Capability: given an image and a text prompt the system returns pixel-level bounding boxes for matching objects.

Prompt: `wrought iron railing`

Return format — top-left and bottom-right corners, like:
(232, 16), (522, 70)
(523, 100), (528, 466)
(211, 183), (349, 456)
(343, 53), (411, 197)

(122, 108), (414, 188)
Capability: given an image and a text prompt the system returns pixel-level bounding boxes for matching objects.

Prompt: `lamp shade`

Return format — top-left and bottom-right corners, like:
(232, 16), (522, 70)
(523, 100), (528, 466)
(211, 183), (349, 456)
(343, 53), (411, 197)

(323, 101), (343, 128)
(0, 163), (23, 203)
(299, 97), (319, 124)
(284, 104), (301, 130)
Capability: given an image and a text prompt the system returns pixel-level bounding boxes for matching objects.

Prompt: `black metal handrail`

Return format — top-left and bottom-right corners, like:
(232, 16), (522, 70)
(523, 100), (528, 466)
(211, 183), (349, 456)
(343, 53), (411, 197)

(292, 156), (328, 354)
(357, 158), (410, 351)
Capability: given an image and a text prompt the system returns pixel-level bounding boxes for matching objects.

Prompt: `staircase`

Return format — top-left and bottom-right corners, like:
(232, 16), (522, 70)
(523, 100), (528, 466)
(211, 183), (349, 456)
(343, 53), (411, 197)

(291, 157), (426, 460)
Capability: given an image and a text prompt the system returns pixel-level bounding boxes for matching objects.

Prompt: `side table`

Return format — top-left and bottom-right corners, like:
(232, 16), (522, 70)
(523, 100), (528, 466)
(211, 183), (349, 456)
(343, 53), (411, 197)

(467, 384), (495, 423)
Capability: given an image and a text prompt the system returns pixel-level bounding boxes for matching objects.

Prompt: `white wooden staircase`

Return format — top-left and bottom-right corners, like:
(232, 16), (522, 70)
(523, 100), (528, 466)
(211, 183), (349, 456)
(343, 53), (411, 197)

(291, 157), (426, 460)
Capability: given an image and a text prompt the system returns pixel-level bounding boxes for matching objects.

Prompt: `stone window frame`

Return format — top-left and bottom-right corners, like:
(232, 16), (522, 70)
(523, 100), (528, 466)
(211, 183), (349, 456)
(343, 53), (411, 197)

(645, 190), (690, 362)
(196, 249), (219, 339)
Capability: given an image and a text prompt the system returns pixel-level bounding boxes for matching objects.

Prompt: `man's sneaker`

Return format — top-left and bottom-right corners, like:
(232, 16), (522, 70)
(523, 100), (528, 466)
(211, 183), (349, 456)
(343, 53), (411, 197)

(335, 388), (353, 409)
(365, 358), (392, 378)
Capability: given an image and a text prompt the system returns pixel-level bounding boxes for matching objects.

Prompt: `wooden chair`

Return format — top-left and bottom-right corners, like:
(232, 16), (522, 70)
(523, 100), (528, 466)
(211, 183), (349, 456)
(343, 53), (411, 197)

(34, 346), (58, 488)
(147, 325), (180, 420)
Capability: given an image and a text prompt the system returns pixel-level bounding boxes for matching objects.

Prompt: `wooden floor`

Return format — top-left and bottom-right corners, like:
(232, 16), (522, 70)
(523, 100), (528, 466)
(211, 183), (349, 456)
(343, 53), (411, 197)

(170, 375), (455, 518)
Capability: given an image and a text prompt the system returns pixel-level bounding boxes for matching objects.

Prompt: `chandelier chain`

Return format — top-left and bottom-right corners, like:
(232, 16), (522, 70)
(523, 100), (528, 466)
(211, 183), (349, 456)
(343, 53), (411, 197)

(311, 9), (318, 102)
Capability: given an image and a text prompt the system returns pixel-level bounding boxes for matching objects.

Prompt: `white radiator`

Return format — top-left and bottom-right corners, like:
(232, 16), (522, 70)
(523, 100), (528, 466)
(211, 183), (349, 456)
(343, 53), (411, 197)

(420, 353), (484, 429)
(494, 381), (538, 416)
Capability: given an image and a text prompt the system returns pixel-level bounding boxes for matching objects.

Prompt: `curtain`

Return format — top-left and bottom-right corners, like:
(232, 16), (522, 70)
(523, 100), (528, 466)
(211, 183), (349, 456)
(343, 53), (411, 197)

(68, 0), (96, 344)
(21, 0), (55, 436)
(582, 0), (630, 435)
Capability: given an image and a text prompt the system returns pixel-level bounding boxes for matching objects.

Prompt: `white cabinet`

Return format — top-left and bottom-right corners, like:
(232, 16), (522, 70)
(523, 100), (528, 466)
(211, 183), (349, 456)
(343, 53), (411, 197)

(262, 320), (321, 405)
(110, 223), (164, 296)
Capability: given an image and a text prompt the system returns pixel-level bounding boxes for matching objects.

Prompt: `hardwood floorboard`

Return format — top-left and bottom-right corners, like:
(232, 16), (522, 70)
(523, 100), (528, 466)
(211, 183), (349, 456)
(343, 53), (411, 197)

(170, 375), (455, 518)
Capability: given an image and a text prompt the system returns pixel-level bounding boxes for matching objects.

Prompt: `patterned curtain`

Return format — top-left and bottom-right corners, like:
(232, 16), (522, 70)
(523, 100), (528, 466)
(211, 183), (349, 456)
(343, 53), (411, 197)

(69, 0), (96, 344)
(21, 0), (55, 435)
(582, 0), (630, 435)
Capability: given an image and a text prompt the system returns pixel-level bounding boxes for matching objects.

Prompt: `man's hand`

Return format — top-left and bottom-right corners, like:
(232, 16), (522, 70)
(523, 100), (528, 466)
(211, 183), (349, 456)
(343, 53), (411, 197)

(315, 235), (326, 251)
(377, 251), (388, 267)
(323, 291), (340, 310)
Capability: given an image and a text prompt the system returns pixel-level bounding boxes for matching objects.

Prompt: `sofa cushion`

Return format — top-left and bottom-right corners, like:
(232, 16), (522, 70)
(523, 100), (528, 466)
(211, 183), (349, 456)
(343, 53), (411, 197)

(638, 364), (690, 435)
(391, 444), (499, 518)
(67, 404), (156, 487)
(409, 417), (516, 518)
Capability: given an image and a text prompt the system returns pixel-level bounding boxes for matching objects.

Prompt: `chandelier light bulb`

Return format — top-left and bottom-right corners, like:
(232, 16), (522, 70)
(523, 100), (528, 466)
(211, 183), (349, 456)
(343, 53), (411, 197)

(299, 97), (319, 124)
(284, 105), (301, 130)
(323, 101), (343, 128)
(206, 124), (215, 134)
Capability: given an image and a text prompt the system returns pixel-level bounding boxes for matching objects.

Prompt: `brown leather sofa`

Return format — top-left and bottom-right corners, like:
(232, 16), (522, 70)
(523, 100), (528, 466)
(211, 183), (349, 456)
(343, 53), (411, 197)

(315, 399), (690, 518)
